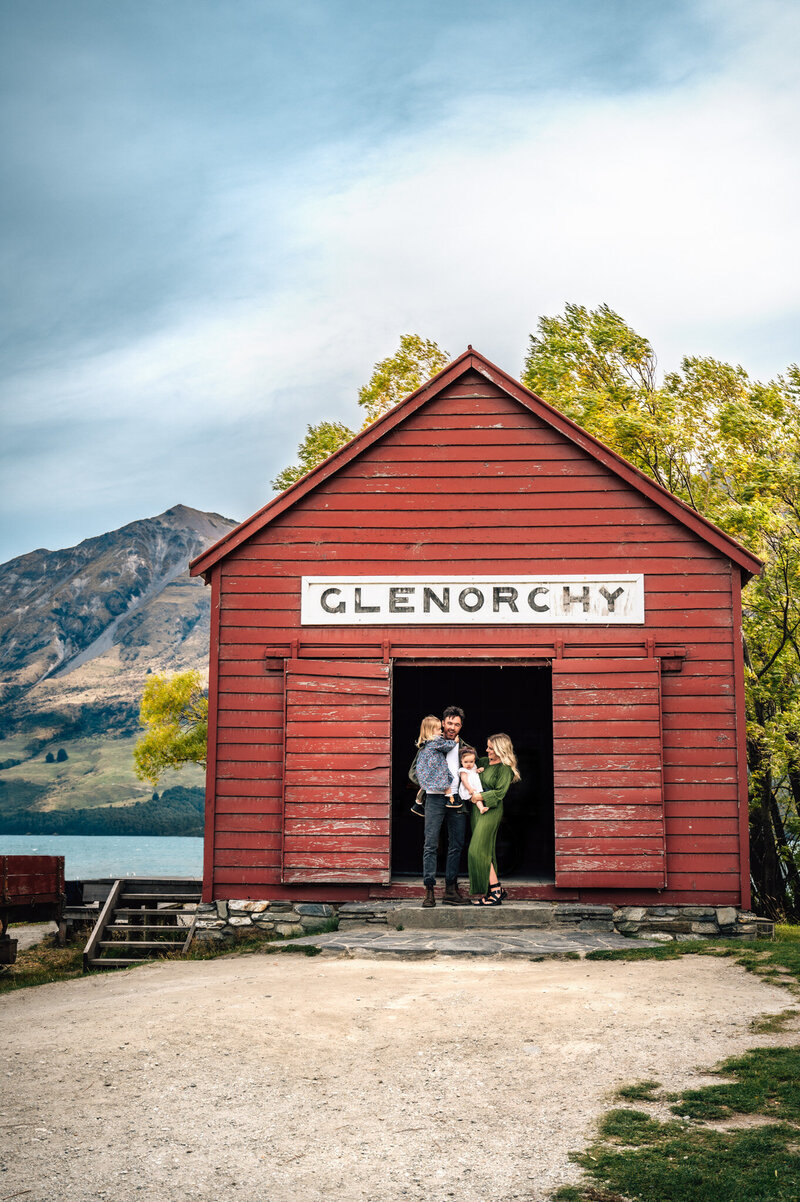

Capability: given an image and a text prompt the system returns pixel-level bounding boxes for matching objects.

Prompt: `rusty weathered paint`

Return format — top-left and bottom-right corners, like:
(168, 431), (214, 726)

(0, 855), (64, 931)
(552, 659), (666, 889)
(282, 659), (392, 885)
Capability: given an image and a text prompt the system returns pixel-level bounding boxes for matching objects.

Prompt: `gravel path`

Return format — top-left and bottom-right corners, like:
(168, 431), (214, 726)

(2, 953), (791, 1201)
(7, 921), (58, 951)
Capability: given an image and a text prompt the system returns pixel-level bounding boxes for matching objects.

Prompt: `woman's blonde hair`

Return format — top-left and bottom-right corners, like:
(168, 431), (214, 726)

(416, 715), (442, 747)
(487, 732), (521, 782)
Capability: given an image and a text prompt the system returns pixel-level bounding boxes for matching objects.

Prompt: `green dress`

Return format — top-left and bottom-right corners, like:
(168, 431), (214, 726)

(467, 757), (515, 896)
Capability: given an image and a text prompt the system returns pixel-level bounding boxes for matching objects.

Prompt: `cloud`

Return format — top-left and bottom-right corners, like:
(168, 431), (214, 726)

(1, 0), (798, 562)
(284, 19), (799, 379)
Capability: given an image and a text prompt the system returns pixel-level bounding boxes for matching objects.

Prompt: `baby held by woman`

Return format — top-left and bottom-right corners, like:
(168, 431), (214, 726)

(458, 745), (487, 813)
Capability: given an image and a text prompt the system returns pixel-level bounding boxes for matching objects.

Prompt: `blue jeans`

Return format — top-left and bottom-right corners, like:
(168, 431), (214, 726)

(422, 794), (467, 888)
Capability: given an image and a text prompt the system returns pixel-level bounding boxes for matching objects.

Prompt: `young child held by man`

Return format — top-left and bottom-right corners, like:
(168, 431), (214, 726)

(458, 745), (487, 813)
(410, 716), (461, 816)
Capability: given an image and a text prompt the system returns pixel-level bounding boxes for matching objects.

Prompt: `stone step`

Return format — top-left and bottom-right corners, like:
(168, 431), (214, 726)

(339, 901), (614, 932)
(393, 903), (561, 930)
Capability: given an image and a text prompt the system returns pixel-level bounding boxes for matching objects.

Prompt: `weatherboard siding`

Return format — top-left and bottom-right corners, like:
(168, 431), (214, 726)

(208, 369), (744, 904)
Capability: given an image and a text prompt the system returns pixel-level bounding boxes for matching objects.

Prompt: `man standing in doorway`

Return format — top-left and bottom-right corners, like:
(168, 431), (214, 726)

(421, 705), (470, 907)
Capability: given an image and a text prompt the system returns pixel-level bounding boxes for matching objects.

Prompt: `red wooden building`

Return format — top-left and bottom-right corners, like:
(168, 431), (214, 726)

(190, 348), (761, 910)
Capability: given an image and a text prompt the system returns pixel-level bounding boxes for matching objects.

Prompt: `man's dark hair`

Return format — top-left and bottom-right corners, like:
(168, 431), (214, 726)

(443, 705), (465, 722)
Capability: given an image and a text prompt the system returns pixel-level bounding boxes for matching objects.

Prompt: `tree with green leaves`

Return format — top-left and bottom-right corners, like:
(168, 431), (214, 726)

(272, 334), (449, 491)
(356, 334), (449, 424)
(524, 303), (800, 919)
(133, 670), (208, 789)
(271, 420), (357, 494)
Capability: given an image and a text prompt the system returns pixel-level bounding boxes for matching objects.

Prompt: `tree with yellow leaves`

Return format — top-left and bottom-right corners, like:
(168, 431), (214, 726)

(524, 304), (800, 919)
(271, 334), (449, 491)
(133, 670), (208, 788)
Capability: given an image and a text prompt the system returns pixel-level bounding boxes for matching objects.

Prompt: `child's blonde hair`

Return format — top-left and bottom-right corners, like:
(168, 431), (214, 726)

(487, 732), (521, 782)
(416, 715), (442, 747)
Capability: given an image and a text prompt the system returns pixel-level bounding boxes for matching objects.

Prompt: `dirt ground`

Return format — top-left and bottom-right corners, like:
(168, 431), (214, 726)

(8, 922), (59, 951)
(1, 951), (792, 1202)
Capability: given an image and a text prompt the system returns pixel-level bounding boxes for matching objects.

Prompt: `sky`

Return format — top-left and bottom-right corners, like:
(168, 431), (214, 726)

(1, 0), (798, 564)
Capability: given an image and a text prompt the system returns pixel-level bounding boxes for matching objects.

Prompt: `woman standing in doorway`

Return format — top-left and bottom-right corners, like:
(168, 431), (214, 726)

(465, 733), (520, 905)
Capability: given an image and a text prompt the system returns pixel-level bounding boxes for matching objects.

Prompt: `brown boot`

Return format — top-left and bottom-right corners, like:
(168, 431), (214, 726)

(443, 881), (470, 906)
(422, 886), (436, 908)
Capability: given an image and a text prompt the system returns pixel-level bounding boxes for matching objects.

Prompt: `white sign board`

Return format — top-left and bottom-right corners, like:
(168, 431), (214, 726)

(301, 575), (645, 626)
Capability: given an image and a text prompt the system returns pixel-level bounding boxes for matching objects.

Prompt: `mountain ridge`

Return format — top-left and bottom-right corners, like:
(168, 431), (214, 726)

(0, 504), (235, 700)
(0, 505), (237, 824)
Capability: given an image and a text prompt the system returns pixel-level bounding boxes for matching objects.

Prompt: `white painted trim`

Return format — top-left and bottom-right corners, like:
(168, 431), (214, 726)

(301, 575), (645, 626)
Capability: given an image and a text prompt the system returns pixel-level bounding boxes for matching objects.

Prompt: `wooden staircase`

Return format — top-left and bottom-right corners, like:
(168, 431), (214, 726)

(83, 878), (202, 970)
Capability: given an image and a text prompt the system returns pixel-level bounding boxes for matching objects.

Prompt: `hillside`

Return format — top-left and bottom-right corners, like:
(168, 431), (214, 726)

(0, 505), (237, 829)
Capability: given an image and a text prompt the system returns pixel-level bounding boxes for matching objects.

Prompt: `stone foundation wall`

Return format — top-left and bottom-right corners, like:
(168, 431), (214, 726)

(193, 899), (773, 944)
(194, 900), (335, 941)
(612, 905), (770, 940)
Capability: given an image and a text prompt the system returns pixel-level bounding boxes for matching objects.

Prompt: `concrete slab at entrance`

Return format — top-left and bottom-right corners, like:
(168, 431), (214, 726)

(272, 927), (660, 960)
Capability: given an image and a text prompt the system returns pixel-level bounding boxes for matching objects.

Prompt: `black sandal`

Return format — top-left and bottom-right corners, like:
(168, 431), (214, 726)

(472, 883), (505, 906)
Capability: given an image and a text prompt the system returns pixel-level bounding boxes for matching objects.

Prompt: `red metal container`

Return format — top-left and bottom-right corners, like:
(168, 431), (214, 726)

(0, 855), (65, 961)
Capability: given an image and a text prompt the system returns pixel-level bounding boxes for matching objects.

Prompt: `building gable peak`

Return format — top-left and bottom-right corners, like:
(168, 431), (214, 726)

(190, 348), (762, 580)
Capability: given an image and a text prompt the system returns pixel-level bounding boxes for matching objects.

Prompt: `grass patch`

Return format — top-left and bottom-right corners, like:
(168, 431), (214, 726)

(0, 733), (150, 810)
(0, 778), (50, 810)
(182, 917), (338, 961)
(0, 782), (205, 836)
(555, 927), (800, 1201)
(586, 931), (800, 997)
(1, 917), (338, 991)
(670, 1046), (800, 1123)
(570, 1107), (800, 1202)
(264, 942), (324, 956)
(304, 916), (340, 936)
(586, 941), (724, 965)
(0, 935), (84, 994)
(0, 732), (205, 815)
(616, 1080), (662, 1103)
(553, 1188), (628, 1201)
(751, 1009), (800, 1035)
(182, 931), (281, 960)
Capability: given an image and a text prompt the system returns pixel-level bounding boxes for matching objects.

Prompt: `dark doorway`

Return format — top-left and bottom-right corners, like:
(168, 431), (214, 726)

(391, 664), (554, 881)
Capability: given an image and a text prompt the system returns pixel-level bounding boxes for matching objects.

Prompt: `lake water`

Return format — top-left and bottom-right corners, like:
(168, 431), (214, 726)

(0, 834), (203, 880)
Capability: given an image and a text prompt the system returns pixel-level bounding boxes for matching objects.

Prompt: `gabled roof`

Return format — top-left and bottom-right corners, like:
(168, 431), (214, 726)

(190, 347), (763, 581)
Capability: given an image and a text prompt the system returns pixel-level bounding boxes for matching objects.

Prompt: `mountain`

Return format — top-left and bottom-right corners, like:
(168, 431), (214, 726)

(0, 504), (234, 699)
(0, 505), (237, 827)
